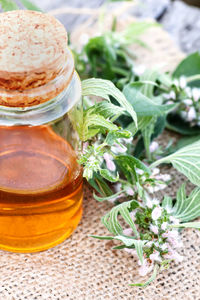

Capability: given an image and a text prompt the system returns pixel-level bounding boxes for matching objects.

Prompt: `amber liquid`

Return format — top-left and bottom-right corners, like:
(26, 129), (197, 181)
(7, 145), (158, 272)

(0, 125), (83, 253)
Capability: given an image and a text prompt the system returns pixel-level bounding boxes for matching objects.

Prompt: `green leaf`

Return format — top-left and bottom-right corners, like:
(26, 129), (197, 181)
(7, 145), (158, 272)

(172, 185), (200, 222)
(79, 112), (118, 141)
(170, 222), (200, 229)
(119, 21), (158, 45)
(173, 52), (200, 87)
(130, 264), (159, 287)
(126, 116), (154, 135)
(105, 130), (132, 145)
(173, 135), (200, 151)
(162, 195), (173, 211)
(88, 101), (126, 120)
(20, 0), (42, 11)
(91, 234), (146, 264)
(166, 114), (200, 136)
(93, 190), (125, 202)
(102, 200), (139, 237)
(123, 83), (177, 117)
(82, 78), (137, 126)
(115, 154), (150, 176)
(0, 0), (19, 11)
(151, 140), (200, 186)
(100, 169), (119, 182)
(88, 173), (113, 197)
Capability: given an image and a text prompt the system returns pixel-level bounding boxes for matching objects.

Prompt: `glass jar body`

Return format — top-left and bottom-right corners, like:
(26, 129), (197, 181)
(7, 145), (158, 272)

(0, 73), (83, 253)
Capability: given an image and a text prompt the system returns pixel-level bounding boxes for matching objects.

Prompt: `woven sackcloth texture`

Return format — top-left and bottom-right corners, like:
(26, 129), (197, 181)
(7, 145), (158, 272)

(0, 15), (200, 300)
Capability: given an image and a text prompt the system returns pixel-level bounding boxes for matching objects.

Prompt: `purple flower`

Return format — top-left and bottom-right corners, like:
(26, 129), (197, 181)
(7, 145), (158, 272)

(150, 224), (159, 235)
(138, 259), (153, 277)
(161, 222), (168, 231)
(149, 141), (159, 153)
(125, 187), (134, 196)
(149, 250), (162, 262)
(103, 153), (116, 172)
(111, 143), (127, 154)
(187, 107), (196, 122)
(152, 207), (162, 221)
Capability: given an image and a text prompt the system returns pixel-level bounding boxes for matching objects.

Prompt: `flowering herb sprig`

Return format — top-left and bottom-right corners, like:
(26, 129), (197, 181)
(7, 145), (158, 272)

(92, 185), (200, 287)
(80, 78), (200, 287)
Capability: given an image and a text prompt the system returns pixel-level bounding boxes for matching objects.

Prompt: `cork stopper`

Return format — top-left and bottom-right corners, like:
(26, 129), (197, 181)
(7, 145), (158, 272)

(0, 10), (74, 107)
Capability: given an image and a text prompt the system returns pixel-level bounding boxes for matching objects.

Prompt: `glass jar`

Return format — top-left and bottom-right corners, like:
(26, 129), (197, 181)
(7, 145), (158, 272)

(0, 11), (83, 252)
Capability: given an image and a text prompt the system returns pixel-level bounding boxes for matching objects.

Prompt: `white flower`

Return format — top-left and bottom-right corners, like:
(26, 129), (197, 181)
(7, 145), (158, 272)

(114, 183), (122, 193)
(166, 100), (174, 105)
(152, 198), (160, 205)
(122, 137), (133, 144)
(173, 79), (179, 88)
(149, 141), (159, 153)
(111, 143), (127, 154)
(169, 216), (180, 225)
(179, 76), (187, 89)
(169, 90), (176, 100)
(183, 99), (193, 106)
(125, 187), (134, 196)
(129, 211), (136, 220)
(150, 250), (162, 262)
(123, 228), (133, 236)
(134, 64), (146, 76)
(146, 196), (153, 209)
(162, 230), (183, 249)
(152, 206), (162, 220)
(192, 88), (200, 102)
(138, 259), (153, 277)
(180, 111), (187, 119)
(165, 250), (184, 263)
(185, 87), (192, 98)
(152, 168), (160, 176)
(150, 224), (159, 235)
(136, 168), (144, 175)
(156, 174), (171, 182)
(162, 230), (178, 240)
(161, 222), (168, 231)
(145, 241), (153, 247)
(160, 243), (168, 251)
(103, 153), (116, 172)
(187, 107), (196, 122)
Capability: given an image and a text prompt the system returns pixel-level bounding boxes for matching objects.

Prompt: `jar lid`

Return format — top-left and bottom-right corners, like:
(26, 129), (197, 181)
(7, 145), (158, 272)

(0, 10), (74, 107)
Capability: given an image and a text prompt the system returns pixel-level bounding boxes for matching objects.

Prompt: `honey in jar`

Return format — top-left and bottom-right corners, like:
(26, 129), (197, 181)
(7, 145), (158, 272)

(0, 10), (83, 252)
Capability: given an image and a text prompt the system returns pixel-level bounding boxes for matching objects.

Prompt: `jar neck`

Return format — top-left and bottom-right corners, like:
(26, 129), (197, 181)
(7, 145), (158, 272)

(0, 72), (81, 126)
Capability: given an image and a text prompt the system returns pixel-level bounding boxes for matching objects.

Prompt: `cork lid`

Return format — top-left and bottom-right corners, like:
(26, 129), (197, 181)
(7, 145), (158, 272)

(0, 10), (74, 107)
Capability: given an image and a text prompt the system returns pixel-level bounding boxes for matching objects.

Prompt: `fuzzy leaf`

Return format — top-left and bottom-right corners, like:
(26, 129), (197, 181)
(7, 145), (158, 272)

(123, 83), (177, 117)
(82, 78), (137, 126)
(105, 130), (132, 145)
(130, 264), (159, 287)
(115, 154), (150, 179)
(151, 140), (200, 186)
(172, 185), (200, 222)
(170, 222), (200, 229)
(88, 101), (126, 120)
(93, 190), (125, 202)
(100, 169), (119, 182)
(173, 51), (200, 87)
(101, 200), (139, 237)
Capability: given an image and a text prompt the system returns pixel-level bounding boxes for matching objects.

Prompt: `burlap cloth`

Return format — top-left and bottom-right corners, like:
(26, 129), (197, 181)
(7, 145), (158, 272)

(1, 13), (200, 300)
